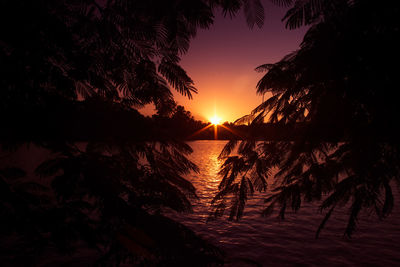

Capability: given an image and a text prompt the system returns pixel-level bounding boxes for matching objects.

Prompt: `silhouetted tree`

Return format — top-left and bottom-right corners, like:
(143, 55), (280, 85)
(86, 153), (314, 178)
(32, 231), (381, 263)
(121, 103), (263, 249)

(211, 0), (400, 238)
(0, 0), (268, 265)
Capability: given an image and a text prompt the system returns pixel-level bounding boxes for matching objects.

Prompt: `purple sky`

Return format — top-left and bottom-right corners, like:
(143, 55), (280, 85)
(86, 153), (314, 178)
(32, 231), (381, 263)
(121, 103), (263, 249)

(142, 2), (307, 122)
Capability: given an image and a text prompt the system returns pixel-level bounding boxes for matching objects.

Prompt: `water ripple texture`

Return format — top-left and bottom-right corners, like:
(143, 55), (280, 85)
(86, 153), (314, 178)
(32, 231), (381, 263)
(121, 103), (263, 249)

(166, 140), (400, 266)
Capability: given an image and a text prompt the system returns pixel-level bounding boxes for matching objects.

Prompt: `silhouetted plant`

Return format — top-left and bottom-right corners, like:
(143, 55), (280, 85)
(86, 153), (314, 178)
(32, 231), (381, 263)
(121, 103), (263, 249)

(211, 0), (400, 238)
(0, 0), (207, 265)
(0, 0), (273, 264)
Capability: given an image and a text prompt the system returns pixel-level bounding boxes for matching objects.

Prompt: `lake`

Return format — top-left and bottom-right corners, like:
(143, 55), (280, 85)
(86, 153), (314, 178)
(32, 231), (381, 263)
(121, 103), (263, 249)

(167, 140), (400, 266)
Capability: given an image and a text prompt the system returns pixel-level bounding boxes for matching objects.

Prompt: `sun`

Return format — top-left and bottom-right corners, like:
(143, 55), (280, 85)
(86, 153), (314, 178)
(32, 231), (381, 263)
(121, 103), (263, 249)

(210, 116), (222, 125)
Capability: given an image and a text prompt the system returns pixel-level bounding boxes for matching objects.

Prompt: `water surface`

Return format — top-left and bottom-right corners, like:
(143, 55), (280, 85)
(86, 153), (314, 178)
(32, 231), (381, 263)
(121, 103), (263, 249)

(168, 140), (400, 266)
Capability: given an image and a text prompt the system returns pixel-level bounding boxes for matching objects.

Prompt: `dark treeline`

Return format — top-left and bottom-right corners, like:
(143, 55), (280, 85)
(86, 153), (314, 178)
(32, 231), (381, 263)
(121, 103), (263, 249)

(3, 96), (307, 141)
(153, 104), (300, 140)
(3, 97), (307, 141)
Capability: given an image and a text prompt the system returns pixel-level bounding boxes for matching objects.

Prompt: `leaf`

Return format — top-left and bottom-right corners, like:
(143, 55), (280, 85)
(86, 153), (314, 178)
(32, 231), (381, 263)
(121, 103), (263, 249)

(283, 0), (324, 29)
(316, 206), (335, 238)
(219, 140), (238, 159)
(158, 59), (197, 99)
(243, 0), (265, 29)
(255, 63), (274, 73)
(234, 114), (254, 125)
(270, 0), (294, 7)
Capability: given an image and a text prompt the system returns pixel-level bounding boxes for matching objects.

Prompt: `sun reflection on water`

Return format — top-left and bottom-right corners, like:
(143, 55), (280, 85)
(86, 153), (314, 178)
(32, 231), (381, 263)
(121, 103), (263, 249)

(207, 154), (222, 181)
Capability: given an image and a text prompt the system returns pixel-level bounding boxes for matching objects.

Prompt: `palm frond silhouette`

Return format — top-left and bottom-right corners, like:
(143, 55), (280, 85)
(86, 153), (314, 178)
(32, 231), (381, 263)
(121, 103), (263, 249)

(211, 0), (400, 238)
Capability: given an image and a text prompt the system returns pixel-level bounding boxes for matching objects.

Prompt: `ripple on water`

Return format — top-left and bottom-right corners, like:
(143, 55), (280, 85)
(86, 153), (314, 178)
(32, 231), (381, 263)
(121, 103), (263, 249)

(165, 141), (400, 266)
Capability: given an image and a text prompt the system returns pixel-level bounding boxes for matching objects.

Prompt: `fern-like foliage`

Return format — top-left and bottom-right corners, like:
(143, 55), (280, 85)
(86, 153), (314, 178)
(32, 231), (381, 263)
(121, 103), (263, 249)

(0, 0), (216, 116)
(211, 0), (400, 238)
(243, 0), (265, 29)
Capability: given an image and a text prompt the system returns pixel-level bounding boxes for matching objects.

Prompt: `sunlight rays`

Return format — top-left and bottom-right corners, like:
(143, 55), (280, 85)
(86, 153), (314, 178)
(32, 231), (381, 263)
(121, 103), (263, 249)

(218, 124), (243, 139)
(187, 124), (214, 139)
(187, 121), (243, 140)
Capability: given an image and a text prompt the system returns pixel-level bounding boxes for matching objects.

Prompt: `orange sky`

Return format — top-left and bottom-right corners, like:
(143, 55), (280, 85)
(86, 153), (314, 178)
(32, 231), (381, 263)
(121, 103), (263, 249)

(141, 4), (306, 123)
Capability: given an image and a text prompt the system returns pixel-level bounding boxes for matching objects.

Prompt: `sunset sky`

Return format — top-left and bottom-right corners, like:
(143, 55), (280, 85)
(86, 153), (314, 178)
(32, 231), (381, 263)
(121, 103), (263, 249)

(141, 3), (307, 123)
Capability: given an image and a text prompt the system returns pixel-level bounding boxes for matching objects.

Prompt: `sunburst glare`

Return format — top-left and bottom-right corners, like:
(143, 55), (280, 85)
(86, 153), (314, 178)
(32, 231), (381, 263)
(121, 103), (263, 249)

(209, 116), (222, 125)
